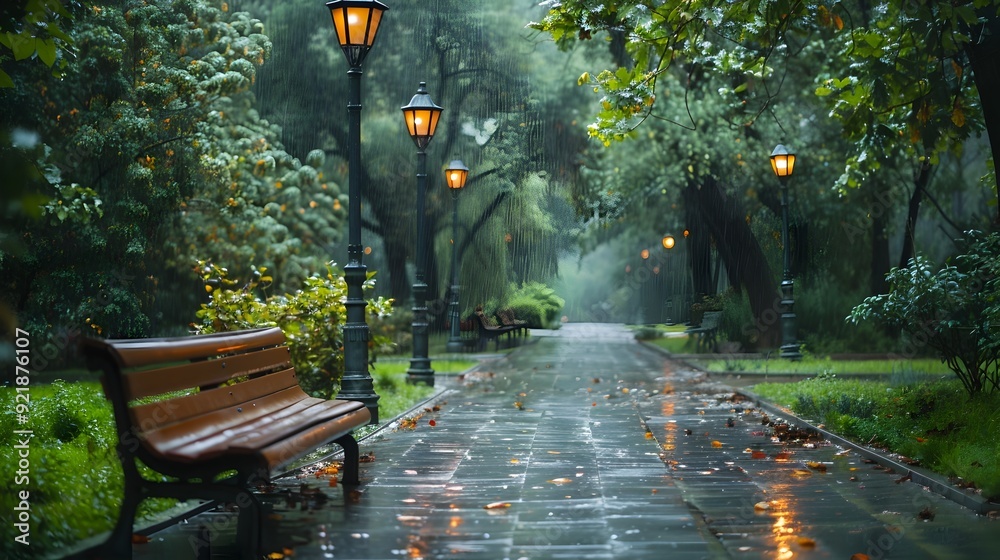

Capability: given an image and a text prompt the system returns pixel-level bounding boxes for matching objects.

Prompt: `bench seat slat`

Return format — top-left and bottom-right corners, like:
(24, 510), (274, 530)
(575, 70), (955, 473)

(126, 346), (292, 400)
(131, 367), (301, 431)
(142, 381), (318, 454)
(158, 398), (367, 464)
(256, 407), (370, 469)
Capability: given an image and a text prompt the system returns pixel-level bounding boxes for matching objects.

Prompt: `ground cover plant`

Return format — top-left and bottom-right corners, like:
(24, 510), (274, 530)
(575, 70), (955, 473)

(753, 375), (1000, 500)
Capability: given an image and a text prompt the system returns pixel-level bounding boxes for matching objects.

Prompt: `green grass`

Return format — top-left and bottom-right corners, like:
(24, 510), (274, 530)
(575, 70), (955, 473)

(374, 358), (478, 376)
(694, 356), (953, 376)
(644, 334), (694, 354)
(753, 375), (1000, 499)
(0, 360), (456, 559)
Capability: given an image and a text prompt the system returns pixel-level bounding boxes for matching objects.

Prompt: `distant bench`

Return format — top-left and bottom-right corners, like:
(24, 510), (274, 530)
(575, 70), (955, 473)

(686, 310), (721, 352)
(82, 327), (371, 559)
(474, 309), (516, 351)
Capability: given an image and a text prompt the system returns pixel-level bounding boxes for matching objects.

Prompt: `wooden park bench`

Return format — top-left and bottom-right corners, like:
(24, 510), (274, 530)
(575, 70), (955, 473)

(686, 310), (722, 352)
(474, 309), (516, 351)
(81, 327), (371, 559)
(497, 308), (529, 337)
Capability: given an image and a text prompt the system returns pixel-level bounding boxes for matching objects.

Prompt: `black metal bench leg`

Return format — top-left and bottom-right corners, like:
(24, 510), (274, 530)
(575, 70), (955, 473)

(337, 433), (361, 485)
(235, 488), (262, 560)
(102, 483), (140, 559)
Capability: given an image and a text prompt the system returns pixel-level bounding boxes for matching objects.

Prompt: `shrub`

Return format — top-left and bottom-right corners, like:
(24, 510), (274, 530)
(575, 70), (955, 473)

(504, 281), (565, 329)
(193, 260), (394, 398)
(848, 230), (1000, 395)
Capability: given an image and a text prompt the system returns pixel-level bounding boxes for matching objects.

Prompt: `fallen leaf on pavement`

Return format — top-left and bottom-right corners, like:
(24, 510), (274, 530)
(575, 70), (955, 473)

(484, 501), (511, 509)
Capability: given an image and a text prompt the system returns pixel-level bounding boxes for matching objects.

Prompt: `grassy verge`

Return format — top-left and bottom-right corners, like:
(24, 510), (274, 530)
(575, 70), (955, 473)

(694, 356), (952, 376)
(753, 375), (1000, 500)
(644, 335), (694, 354)
(0, 360), (455, 559)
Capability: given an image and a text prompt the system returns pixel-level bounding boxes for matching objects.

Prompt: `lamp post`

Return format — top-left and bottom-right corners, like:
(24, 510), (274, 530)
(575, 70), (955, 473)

(402, 82), (443, 385)
(444, 160), (470, 353)
(326, 0), (388, 423)
(770, 144), (802, 360)
(662, 234), (675, 324)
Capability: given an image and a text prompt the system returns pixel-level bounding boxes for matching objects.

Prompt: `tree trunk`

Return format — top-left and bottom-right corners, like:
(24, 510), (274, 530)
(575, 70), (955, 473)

(683, 185), (714, 300)
(383, 236), (411, 305)
(687, 178), (779, 348)
(968, 29), (1000, 228)
(898, 163), (931, 269)
(871, 207), (890, 295)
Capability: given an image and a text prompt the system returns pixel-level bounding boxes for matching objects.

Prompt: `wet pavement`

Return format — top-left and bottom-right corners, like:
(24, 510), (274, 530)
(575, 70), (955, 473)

(116, 323), (996, 559)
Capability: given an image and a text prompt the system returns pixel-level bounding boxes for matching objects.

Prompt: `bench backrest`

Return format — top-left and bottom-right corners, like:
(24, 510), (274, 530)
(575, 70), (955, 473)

(81, 328), (296, 465)
(701, 311), (722, 328)
(475, 310), (499, 328)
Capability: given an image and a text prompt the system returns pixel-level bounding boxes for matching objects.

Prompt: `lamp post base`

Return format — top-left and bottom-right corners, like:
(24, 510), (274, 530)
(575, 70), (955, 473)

(779, 279), (801, 360)
(407, 282), (435, 386)
(446, 284), (464, 353)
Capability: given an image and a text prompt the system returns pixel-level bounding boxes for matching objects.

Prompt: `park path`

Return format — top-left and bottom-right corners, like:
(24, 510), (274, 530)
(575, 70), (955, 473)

(127, 323), (997, 559)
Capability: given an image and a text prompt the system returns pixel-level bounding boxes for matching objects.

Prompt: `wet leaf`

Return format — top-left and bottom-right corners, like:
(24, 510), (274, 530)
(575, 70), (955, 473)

(131, 534), (151, 544)
(790, 469), (813, 478)
(484, 501), (511, 509)
(711, 440), (723, 448)
(806, 461), (827, 472)
(850, 554), (871, 560)
(751, 450), (767, 459)
(547, 477), (573, 485)
(360, 452), (376, 463)
(754, 501), (770, 511)
(797, 536), (816, 548)
(428, 419), (436, 426)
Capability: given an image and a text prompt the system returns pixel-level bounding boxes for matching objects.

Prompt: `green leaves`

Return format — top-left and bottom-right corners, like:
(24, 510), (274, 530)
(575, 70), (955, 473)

(194, 260), (394, 398)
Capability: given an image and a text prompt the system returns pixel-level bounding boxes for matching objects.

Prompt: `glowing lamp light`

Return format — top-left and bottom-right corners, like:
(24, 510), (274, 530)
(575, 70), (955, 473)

(445, 160), (469, 190)
(770, 144), (796, 178)
(326, 0), (388, 67)
(402, 82), (443, 150)
(662, 235), (675, 250)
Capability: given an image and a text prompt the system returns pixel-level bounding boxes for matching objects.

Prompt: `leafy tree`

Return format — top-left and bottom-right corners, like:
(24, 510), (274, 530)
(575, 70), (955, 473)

(529, 0), (999, 348)
(1, 0), (355, 349)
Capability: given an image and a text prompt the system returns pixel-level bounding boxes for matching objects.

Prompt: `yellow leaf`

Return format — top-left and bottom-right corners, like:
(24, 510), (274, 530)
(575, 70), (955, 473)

(547, 478), (573, 485)
(952, 105), (966, 127)
(484, 501), (511, 509)
(711, 440), (723, 448)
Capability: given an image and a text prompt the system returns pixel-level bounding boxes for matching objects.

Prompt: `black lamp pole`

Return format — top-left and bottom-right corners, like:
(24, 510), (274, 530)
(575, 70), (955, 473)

(662, 234), (675, 324)
(402, 82), (443, 385)
(771, 144), (802, 360)
(326, 0), (388, 422)
(445, 160), (469, 353)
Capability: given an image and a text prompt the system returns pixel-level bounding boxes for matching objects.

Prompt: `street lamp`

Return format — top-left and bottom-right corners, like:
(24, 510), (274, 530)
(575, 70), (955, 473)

(326, 0), (388, 423)
(662, 234), (675, 324)
(402, 82), (443, 385)
(445, 159), (470, 353)
(770, 144), (801, 360)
